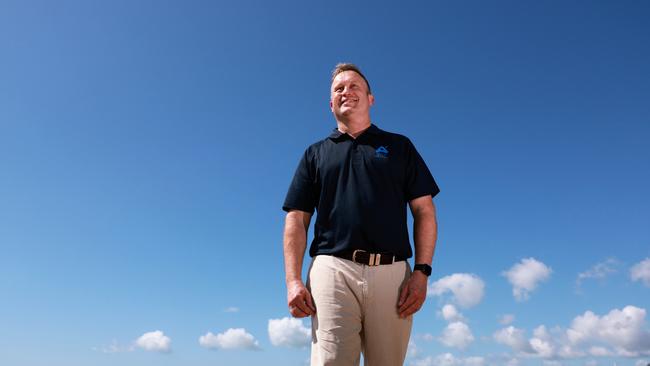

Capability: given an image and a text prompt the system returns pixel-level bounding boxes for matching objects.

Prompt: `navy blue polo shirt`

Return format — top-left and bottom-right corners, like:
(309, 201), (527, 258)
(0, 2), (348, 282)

(282, 124), (439, 259)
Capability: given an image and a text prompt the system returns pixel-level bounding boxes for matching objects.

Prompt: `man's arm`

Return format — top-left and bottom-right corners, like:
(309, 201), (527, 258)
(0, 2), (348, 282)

(398, 195), (438, 318)
(283, 209), (316, 318)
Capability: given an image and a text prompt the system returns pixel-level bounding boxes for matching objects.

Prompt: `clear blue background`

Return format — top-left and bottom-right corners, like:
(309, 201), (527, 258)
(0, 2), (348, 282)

(1, 1), (648, 365)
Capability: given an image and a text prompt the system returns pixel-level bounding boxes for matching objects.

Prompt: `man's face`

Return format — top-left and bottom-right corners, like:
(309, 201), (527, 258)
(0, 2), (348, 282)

(330, 70), (374, 120)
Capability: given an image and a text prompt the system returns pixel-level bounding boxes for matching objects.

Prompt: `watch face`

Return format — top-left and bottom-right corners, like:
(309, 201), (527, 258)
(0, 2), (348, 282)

(415, 264), (432, 276)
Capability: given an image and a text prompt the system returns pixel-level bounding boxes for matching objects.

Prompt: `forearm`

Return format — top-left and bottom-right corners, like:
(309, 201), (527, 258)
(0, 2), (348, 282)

(412, 204), (437, 265)
(283, 211), (310, 284)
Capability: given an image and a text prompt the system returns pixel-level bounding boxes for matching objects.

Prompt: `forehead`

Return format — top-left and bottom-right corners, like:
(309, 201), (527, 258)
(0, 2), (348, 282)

(331, 70), (366, 88)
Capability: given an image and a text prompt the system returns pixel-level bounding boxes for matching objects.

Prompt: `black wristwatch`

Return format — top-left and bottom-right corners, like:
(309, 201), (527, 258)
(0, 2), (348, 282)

(413, 263), (432, 277)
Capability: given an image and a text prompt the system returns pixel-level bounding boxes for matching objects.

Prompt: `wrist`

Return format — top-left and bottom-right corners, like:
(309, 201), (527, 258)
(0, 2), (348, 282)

(413, 263), (432, 277)
(286, 278), (303, 286)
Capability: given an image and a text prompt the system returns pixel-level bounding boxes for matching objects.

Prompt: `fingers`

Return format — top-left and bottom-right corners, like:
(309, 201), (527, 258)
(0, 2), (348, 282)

(291, 294), (315, 316)
(289, 305), (310, 318)
(398, 286), (426, 318)
(287, 282), (316, 318)
(398, 298), (423, 318)
(398, 292), (419, 316)
(304, 291), (316, 313)
(398, 281), (409, 306)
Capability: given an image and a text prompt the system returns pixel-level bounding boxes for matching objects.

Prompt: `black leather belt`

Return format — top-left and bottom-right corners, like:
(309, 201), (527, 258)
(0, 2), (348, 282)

(332, 250), (406, 266)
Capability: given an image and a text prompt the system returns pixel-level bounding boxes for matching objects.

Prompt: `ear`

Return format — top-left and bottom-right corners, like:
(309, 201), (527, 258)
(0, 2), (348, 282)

(368, 94), (375, 107)
(329, 99), (334, 111)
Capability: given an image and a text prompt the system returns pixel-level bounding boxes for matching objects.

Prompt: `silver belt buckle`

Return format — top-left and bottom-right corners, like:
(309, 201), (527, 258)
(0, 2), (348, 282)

(352, 249), (365, 264)
(352, 250), (384, 266)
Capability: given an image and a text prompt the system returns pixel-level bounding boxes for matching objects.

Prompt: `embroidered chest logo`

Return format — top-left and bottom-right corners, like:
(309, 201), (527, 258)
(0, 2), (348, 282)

(375, 146), (389, 159)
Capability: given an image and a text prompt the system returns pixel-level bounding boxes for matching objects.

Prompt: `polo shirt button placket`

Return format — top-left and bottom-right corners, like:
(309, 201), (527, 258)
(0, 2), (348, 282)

(352, 139), (362, 165)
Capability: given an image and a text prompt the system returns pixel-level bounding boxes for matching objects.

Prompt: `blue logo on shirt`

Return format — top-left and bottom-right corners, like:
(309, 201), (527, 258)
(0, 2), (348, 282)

(375, 146), (389, 158)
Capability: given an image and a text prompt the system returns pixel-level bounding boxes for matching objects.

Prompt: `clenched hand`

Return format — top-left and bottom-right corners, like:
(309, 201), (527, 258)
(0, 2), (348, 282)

(287, 280), (316, 318)
(397, 271), (428, 318)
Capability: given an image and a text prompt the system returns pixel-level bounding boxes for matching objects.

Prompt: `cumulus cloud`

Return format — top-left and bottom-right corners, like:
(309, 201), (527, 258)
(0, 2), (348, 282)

(439, 304), (465, 322)
(631, 258), (650, 287)
(268, 317), (311, 348)
(407, 340), (419, 358)
(428, 273), (485, 308)
(199, 328), (260, 350)
(541, 361), (561, 366)
(495, 323), (581, 359)
(135, 330), (171, 353)
(439, 321), (474, 349)
(494, 305), (650, 360)
(502, 258), (552, 301)
(224, 306), (240, 313)
(505, 358), (520, 366)
(410, 353), (485, 366)
(420, 333), (435, 342)
(588, 346), (612, 356)
(92, 340), (134, 353)
(576, 258), (619, 287)
(529, 326), (555, 358)
(493, 326), (533, 353)
(567, 305), (650, 356)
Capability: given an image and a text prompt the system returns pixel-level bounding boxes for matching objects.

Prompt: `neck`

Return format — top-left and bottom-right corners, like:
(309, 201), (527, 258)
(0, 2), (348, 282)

(336, 117), (371, 139)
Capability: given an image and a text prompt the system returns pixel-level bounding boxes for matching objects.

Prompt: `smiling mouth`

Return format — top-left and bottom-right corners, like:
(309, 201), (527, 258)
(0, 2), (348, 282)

(341, 99), (358, 106)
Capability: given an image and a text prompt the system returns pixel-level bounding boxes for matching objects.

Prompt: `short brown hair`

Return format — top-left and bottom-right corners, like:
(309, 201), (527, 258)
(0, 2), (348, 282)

(331, 63), (372, 95)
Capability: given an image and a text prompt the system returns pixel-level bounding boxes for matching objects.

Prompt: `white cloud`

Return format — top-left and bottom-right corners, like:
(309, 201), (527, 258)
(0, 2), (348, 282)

(224, 306), (240, 313)
(439, 321), (474, 349)
(199, 328), (260, 350)
(636, 360), (650, 366)
(410, 353), (484, 366)
(407, 340), (419, 358)
(493, 326), (533, 353)
(631, 258), (650, 287)
(499, 314), (515, 325)
(440, 304), (465, 322)
(268, 317), (310, 348)
(495, 305), (650, 360)
(135, 330), (171, 353)
(92, 340), (134, 353)
(541, 361), (561, 366)
(420, 333), (435, 342)
(567, 305), (650, 356)
(588, 346), (611, 356)
(529, 326), (555, 358)
(428, 273), (485, 308)
(463, 357), (485, 366)
(502, 258), (552, 301)
(505, 358), (520, 366)
(576, 258), (619, 287)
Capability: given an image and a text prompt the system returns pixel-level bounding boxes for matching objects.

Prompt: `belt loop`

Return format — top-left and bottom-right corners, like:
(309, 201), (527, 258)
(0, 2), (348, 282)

(374, 253), (381, 266)
(369, 253), (375, 266)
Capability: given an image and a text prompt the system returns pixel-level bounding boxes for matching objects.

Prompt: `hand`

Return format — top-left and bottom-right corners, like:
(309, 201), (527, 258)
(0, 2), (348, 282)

(286, 280), (316, 318)
(397, 270), (428, 318)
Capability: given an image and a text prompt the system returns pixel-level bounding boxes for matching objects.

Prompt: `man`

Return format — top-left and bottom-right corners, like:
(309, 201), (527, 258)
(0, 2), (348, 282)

(282, 63), (439, 366)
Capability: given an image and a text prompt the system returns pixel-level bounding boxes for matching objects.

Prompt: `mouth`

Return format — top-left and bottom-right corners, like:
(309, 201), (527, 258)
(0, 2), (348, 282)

(341, 98), (358, 107)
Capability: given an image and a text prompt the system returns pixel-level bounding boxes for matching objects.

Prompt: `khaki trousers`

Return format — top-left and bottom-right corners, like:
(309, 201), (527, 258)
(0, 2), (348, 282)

(307, 255), (412, 366)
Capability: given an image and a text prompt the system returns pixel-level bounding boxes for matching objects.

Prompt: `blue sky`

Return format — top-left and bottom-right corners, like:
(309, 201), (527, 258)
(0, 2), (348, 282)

(1, 1), (649, 365)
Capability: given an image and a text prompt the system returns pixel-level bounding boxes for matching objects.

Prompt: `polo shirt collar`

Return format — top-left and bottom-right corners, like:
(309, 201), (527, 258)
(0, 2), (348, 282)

(328, 123), (381, 140)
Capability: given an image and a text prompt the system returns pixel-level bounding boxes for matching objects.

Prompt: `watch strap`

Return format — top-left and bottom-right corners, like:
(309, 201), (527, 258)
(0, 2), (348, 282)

(414, 263), (432, 277)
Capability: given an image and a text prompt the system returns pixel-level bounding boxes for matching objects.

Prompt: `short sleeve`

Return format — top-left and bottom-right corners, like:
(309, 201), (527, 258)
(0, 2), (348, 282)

(282, 147), (318, 213)
(404, 139), (440, 201)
